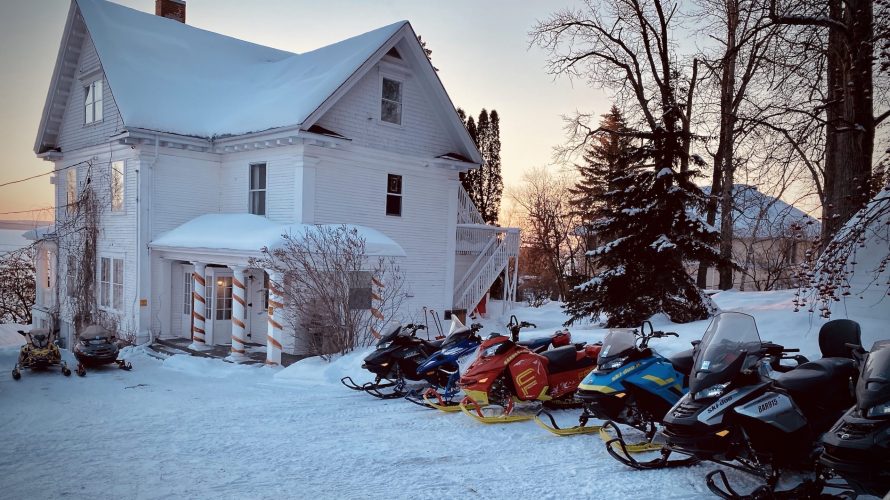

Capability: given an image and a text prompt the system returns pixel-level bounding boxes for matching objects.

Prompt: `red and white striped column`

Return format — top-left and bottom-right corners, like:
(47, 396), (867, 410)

(265, 271), (284, 366)
(369, 276), (385, 339)
(189, 262), (208, 350)
(226, 265), (248, 362)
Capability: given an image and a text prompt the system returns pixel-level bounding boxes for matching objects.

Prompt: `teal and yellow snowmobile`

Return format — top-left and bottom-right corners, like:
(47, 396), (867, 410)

(535, 321), (693, 455)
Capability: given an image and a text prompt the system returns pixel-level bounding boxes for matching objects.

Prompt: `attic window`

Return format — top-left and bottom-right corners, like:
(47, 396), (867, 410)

(84, 80), (103, 124)
(381, 78), (402, 125)
(386, 47), (402, 59)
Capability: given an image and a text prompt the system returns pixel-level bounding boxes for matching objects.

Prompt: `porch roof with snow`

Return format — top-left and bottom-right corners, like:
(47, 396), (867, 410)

(150, 214), (406, 263)
(34, 0), (481, 164)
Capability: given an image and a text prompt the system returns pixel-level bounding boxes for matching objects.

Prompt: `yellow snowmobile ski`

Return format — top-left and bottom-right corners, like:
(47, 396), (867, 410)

(422, 389), (463, 412)
(599, 424), (663, 453)
(458, 396), (535, 424)
(534, 409), (602, 436)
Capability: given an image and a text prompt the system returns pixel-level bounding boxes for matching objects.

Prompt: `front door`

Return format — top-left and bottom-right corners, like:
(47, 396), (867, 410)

(207, 269), (233, 345)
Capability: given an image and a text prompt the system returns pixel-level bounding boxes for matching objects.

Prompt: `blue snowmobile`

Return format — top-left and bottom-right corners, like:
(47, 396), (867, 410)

(407, 316), (570, 411)
(535, 320), (694, 451)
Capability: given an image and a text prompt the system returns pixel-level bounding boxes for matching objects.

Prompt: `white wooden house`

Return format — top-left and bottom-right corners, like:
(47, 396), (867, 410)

(30, 0), (518, 364)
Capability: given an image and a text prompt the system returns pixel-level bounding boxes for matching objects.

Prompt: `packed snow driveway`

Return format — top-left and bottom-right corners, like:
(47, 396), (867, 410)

(0, 346), (759, 499)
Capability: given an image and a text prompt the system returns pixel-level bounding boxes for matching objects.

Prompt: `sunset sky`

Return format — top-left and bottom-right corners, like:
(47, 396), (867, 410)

(0, 0), (608, 220)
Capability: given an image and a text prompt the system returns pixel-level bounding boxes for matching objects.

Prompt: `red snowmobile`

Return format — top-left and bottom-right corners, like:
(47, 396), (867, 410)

(458, 331), (601, 423)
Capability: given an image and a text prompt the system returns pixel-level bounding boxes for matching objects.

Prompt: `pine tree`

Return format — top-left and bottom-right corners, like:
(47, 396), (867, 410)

(564, 148), (723, 328)
(569, 105), (634, 225)
(458, 108), (504, 225)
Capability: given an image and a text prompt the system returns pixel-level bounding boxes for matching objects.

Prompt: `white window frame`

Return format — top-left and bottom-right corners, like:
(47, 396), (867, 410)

(385, 173), (403, 217)
(110, 161), (125, 213)
(380, 76), (403, 126)
(249, 162), (267, 216)
(99, 256), (124, 311)
(84, 79), (104, 125)
(214, 276), (233, 321)
(183, 271), (192, 315)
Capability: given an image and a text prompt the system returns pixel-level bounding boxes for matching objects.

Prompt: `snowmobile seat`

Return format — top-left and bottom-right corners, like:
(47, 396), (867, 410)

(519, 337), (551, 352)
(774, 357), (858, 409)
(542, 345), (595, 373)
(818, 319), (862, 359)
(668, 349), (694, 375)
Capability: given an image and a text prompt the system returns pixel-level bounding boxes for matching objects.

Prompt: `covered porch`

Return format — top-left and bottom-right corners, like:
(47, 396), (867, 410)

(150, 213), (406, 365)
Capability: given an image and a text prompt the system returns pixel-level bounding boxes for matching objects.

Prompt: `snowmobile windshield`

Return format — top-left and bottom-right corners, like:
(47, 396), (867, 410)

(598, 329), (637, 365)
(376, 324), (404, 347)
(441, 327), (475, 350)
(689, 312), (762, 394)
(858, 340), (890, 412)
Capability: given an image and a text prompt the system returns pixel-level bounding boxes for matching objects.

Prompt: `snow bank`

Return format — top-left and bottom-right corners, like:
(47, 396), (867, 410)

(151, 213), (406, 256)
(161, 353), (268, 379)
(274, 348), (374, 387)
(0, 324), (28, 348)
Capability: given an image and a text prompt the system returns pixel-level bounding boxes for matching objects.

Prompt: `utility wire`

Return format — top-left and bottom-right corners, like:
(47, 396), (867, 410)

(0, 160), (90, 189)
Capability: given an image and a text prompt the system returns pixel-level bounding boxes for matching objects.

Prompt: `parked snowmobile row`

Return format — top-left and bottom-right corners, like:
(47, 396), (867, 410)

(342, 312), (889, 498)
(11, 324), (132, 380)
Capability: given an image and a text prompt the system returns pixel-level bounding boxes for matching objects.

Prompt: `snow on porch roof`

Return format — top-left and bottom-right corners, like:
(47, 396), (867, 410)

(150, 214), (406, 257)
(76, 0), (407, 138)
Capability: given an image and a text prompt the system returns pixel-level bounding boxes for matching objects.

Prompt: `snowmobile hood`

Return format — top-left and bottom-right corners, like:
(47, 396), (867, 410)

(857, 340), (890, 413)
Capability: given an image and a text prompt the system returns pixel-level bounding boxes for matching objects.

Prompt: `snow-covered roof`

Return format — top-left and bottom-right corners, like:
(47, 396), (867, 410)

(150, 214), (406, 257)
(22, 225), (55, 241)
(701, 184), (819, 238)
(75, 0), (405, 138)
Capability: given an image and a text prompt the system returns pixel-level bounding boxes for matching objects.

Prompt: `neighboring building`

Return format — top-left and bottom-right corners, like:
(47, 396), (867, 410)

(694, 184), (820, 290)
(30, 0), (518, 363)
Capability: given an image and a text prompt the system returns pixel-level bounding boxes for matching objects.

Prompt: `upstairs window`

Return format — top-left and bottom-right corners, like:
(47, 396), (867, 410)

(84, 80), (103, 124)
(381, 78), (402, 125)
(386, 174), (402, 216)
(110, 161), (124, 212)
(249, 163), (267, 216)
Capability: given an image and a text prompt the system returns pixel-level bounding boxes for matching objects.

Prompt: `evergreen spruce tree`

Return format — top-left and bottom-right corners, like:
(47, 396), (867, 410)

(568, 105), (634, 223)
(564, 140), (723, 327)
(458, 109), (504, 225)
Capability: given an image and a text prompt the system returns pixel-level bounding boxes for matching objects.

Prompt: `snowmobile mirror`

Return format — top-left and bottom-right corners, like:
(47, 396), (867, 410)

(17, 330), (26, 336)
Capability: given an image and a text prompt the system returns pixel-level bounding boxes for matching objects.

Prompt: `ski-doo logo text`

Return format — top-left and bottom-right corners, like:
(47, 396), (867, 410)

(757, 398), (778, 413)
(611, 363), (641, 382)
(706, 394), (735, 414)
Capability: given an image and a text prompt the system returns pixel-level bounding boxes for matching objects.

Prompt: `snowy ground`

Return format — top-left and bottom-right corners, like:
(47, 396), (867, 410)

(0, 291), (886, 499)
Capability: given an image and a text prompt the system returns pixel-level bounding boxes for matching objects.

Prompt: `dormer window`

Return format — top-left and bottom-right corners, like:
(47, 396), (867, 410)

(84, 80), (103, 124)
(381, 77), (402, 125)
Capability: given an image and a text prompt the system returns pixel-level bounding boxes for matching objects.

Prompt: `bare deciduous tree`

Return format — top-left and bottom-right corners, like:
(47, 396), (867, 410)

(0, 246), (36, 324)
(253, 225), (410, 360)
(508, 167), (581, 299)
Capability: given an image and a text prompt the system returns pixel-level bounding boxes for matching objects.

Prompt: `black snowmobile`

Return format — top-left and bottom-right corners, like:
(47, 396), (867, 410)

(73, 325), (133, 372)
(651, 313), (860, 498)
(340, 323), (447, 399)
(820, 337), (890, 497)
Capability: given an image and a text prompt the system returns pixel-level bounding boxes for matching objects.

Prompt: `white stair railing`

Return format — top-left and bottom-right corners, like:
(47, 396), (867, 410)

(453, 229), (519, 311)
(457, 185), (485, 225)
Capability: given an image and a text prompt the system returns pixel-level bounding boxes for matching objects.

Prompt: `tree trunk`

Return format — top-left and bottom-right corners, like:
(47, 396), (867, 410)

(821, 0), (875, 243)
(718, 0), (739, 290)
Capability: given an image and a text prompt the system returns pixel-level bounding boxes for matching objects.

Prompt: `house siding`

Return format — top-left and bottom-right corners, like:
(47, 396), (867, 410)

(57, 34), (124, 154)
(218, 145), (302, 223)
(314, 61), (457, 159)
(310, 145), (460, 316)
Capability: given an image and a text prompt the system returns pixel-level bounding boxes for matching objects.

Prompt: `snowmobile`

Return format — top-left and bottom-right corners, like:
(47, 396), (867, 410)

(408, 316), (570, 411)
(12, 328), (84, 379)
(820, 336), (890, 498)
(535, 320), (694, 452)
(340, 323), (447, 399)
(457, 329), (601, 424)
(649, 313), (860, 498)
(73, 325), (133, 372)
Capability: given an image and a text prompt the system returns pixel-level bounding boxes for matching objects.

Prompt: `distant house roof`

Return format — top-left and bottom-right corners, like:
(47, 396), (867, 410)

(150, 214), (406, 257)
(701, 184), (820, 238)
(35, 0), (482, 164)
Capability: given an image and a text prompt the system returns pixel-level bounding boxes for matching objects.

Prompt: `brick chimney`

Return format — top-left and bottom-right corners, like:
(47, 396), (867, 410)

(155, 0), (186, 23)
